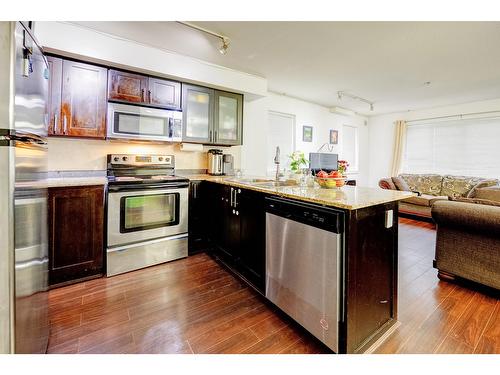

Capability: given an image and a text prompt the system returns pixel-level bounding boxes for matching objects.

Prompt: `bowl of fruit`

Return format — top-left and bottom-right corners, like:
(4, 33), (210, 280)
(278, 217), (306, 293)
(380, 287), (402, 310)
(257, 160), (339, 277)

(314, 170), (347, 189)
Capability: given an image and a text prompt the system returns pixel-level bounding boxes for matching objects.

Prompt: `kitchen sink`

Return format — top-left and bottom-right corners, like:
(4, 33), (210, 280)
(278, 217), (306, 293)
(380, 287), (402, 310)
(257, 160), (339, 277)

(227, 178), (274, 184)
(255, 181), (299, 187)
(227, 178), (298, 188)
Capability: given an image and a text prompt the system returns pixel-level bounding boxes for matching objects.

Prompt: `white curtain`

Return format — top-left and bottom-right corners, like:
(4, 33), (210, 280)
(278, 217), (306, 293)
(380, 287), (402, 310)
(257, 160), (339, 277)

(390, 120), (407, 177)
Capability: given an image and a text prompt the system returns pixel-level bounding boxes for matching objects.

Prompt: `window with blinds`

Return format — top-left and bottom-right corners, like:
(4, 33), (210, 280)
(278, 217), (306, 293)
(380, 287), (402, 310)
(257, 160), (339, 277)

(403, 116), (500, 179)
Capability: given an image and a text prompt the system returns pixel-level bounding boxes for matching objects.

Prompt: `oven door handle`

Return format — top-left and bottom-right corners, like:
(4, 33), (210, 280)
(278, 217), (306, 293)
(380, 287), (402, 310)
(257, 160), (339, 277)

(107, 233), (188, 253)
(108, 182), (189, 192)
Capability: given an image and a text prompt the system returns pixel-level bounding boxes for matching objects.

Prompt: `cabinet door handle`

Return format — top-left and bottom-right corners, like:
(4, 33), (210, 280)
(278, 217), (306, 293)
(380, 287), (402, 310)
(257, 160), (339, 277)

(63, 115), (68, 134)
(209, 130), (213, 142)
(234, 190), (238, 207)
(141, 89), (145, 102)
(230, 187), (234, 207)
(379, 300), (389, 304)
(214, 130), (218, 142)
(193, 184), (197, 199)
(148, 90), (152, 103)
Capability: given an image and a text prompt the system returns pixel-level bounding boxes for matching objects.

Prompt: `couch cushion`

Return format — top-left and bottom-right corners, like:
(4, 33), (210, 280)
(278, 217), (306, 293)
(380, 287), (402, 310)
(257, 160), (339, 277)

(440, 175), (486, 199)
(404, 194), (448, 207)
(472, 186), (500, 202)
(466, 179), (499, 198)
(379, 177), (397, 190)
(399, 174), (443, 195)
(452, 196), (500, 207)
(392, 176), (410, 191)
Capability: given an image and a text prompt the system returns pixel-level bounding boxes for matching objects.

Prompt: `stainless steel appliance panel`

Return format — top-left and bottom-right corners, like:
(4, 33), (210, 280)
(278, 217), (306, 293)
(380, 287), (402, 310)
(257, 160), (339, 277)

(107, 102), (182, 142)
(107, 234), (188, 276)
(107, 187), (188, 247)
(265, 212), (340, 353)
(0, 22), (49, 354)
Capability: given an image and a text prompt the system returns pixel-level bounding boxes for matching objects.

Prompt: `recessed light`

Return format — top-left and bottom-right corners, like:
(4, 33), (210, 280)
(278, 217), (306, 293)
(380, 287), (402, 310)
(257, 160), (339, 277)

(424, 81), (431, 86)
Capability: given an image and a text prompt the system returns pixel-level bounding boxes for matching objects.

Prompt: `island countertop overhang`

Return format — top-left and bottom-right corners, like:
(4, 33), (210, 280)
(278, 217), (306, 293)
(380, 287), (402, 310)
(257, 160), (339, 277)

(182, 174), (414, 210)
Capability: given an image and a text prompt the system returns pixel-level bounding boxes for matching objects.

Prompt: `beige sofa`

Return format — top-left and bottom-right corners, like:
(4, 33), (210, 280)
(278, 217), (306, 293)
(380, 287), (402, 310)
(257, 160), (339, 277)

(432, 186), (500, 290)
(379, 174), (498, 219)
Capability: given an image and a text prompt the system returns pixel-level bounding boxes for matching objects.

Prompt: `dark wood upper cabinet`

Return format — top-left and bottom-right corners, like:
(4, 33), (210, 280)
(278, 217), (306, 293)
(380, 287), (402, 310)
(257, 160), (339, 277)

(148, 77), (181, 110)
(60, 60), (107, 138)
(108, 69), (148, 103)
(46, 56), (62, 136)
(48, 185), (104, 286)
(108, 69), (181, 110)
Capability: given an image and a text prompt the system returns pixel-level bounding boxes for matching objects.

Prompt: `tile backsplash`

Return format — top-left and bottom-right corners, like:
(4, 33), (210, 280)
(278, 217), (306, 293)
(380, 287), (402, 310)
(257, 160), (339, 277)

(48, 137), (241, 171)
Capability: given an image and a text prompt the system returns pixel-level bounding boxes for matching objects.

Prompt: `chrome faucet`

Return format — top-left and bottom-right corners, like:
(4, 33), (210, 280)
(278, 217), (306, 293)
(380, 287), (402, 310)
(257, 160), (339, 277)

(274, 146), (280, 181)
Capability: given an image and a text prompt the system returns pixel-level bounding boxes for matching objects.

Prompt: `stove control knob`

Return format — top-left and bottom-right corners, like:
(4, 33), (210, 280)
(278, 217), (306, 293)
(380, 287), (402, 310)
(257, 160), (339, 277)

(158, 157), (163, 162)
(122, 156), (128, 162)
(113, 157), (119, 162)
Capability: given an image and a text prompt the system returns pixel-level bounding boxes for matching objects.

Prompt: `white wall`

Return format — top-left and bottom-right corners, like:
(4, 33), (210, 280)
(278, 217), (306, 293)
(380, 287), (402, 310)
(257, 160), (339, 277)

(242, 93), (369, 185)
(367, 98), (500, 187)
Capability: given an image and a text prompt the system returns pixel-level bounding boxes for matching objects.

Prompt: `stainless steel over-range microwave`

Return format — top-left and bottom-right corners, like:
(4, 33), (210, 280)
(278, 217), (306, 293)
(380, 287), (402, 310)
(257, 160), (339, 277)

(107, 102), (182, 142)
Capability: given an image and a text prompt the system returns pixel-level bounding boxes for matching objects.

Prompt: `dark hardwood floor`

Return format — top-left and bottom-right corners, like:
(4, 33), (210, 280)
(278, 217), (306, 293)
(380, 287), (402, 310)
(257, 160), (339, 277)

(46, 218), (499, 354)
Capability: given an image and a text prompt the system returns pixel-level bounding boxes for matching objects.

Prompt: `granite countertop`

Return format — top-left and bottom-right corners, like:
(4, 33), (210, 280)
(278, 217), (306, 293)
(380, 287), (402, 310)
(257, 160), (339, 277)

(188, 175), (413, 210)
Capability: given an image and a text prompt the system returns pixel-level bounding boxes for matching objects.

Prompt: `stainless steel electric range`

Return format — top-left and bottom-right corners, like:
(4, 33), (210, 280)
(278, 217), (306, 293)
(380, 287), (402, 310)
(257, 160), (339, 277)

(106, 154), (190, 276)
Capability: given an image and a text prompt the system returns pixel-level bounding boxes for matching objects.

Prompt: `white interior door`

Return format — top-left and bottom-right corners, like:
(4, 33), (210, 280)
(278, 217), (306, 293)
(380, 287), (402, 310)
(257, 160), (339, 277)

(267, 111), (296, 176)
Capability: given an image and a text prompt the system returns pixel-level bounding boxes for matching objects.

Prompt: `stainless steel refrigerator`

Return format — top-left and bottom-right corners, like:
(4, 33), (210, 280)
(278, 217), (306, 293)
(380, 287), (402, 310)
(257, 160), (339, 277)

(0, 21), (49, 354)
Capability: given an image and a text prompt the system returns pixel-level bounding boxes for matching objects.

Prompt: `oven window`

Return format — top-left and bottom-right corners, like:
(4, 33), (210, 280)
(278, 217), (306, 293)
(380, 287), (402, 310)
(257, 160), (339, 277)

(120, 193), (180, 233)
(114, 112), (169, 137)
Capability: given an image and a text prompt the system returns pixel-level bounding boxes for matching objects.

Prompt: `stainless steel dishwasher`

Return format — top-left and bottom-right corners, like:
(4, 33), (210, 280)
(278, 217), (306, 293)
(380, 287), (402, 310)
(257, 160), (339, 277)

(265, 196), (343, 353)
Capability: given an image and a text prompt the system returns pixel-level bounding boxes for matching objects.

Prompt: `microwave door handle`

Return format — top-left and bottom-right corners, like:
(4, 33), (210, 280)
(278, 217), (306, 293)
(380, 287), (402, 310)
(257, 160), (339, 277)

(168, 118), (173, 137)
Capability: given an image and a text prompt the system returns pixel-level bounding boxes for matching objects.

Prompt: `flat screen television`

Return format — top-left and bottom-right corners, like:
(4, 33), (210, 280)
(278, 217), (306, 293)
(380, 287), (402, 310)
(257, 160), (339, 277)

(309, 153), (338, 175)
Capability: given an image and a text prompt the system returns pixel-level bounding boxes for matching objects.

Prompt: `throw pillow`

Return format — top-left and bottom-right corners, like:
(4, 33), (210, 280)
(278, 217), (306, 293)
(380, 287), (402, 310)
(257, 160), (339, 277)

(466, 179), (499, 198)
(379, 178), (397, 190)
(392, 176), (410, 191)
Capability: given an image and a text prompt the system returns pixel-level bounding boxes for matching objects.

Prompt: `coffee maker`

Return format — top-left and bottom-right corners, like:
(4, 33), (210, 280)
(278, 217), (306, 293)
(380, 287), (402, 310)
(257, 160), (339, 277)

(223, 154), (234, 176)
(207, 149), (224, 175)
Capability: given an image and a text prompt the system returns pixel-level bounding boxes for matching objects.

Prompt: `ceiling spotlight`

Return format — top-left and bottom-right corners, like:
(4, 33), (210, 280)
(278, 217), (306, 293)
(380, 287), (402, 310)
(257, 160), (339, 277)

(219, 38), (230, 55)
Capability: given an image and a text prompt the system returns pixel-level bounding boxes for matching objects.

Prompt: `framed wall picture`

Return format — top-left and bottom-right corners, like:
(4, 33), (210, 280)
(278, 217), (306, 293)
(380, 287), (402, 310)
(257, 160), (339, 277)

(330, 129), (339, 144)
(302, 126), (313, 142)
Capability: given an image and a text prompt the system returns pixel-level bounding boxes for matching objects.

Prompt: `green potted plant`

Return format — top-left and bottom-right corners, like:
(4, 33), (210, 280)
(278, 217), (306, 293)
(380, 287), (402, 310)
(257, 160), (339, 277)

(289, 151), (308, 175)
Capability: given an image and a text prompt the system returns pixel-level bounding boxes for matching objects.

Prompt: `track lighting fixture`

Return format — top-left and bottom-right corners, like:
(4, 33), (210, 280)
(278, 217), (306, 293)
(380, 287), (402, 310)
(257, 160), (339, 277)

(337, 91), (374, 112)
(177, 21), (230, 56)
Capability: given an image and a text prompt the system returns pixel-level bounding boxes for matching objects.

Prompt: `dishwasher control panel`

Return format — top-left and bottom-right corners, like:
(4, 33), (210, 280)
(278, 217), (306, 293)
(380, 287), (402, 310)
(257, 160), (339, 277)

(265, 196), (344, 233)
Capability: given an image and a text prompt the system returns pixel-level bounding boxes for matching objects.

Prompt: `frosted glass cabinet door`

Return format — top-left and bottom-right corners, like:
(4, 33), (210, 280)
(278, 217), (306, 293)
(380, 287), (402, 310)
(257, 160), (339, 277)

(182, 84), (214, 143)
(214, 91), (243, 146)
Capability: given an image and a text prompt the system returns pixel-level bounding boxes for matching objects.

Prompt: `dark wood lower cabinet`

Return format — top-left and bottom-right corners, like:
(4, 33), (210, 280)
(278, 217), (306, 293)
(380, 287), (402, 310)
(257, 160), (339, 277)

(48, 185), (104, 286)
(188, 181), (206, 255)
(203, 182), (266, 293)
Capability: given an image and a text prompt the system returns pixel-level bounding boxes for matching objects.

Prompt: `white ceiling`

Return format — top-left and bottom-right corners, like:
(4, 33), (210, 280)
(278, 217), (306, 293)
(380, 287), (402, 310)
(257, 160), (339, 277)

(72, 21), (500, 115)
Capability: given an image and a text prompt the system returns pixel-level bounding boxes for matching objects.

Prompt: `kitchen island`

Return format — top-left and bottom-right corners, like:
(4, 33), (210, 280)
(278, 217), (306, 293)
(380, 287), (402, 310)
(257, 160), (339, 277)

(186, 176), (412, 354)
